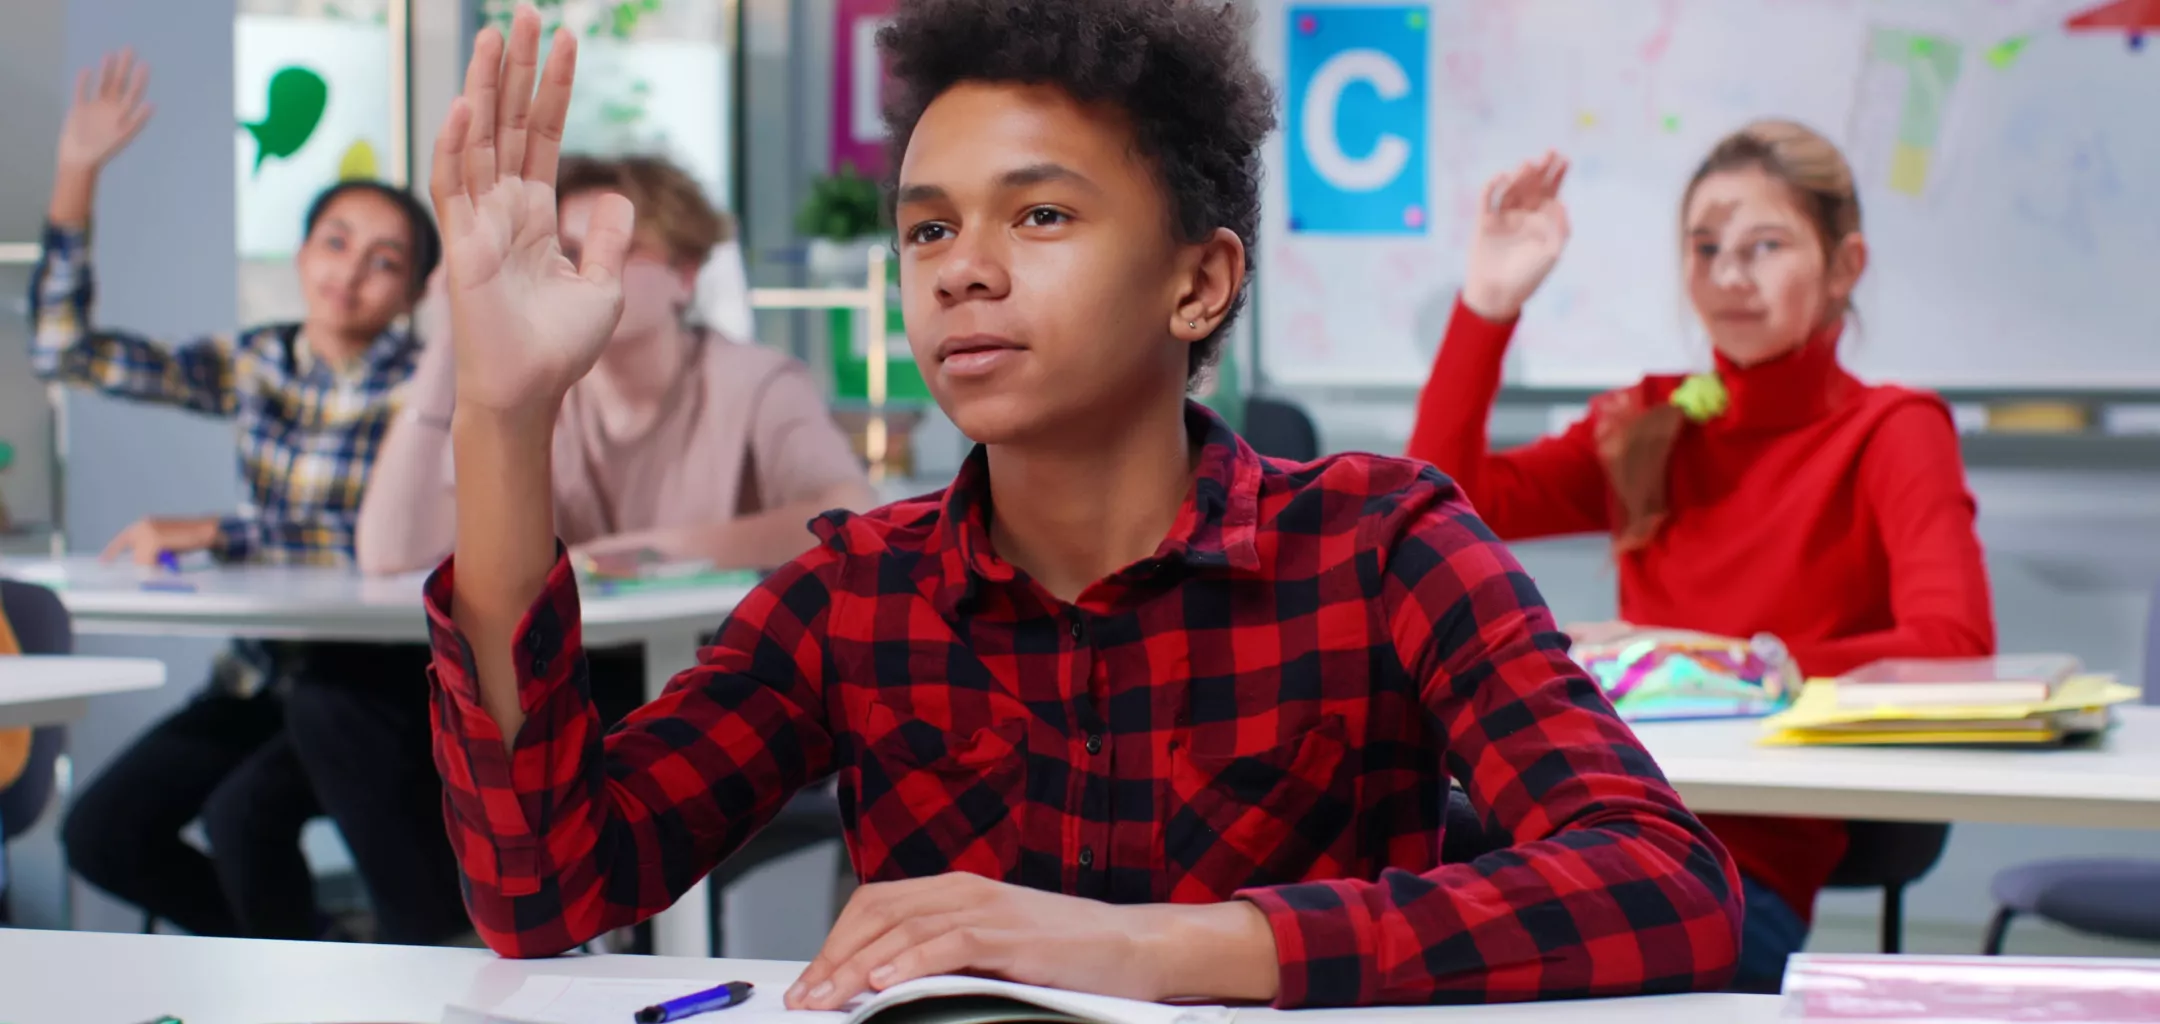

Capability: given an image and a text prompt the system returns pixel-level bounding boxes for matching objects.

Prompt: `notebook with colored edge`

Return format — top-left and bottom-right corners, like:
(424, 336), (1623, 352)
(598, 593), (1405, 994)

(1782, 953), (2160, 1022)
(1832, 654), (2081, 708)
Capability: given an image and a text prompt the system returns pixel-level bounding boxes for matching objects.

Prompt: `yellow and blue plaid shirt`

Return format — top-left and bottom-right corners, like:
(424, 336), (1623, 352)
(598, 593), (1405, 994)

(28, 221), (422, 566)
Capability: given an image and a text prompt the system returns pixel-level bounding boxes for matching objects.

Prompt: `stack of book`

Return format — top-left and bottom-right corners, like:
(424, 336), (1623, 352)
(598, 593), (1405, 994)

(1760, 654), (2140, 746)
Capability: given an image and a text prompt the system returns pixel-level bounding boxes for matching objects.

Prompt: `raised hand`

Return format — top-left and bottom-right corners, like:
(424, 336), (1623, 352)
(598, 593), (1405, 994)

(429, 4), (635, 417)
(1462, 151), (1571, 323)
(58, 49), (153, 173)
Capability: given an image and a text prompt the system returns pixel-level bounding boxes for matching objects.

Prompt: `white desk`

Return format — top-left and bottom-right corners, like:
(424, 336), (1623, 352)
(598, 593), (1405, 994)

(1635, 706), (2160, 830)
(0, 558), (753, 702)
(0, 928), (1777, 1024)
(0, 556), (753, 959)
(0, 655), (166, 729)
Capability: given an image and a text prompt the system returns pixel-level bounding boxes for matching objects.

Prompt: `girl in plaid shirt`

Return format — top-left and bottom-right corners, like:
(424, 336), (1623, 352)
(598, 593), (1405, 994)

(36, 50), (453, 943)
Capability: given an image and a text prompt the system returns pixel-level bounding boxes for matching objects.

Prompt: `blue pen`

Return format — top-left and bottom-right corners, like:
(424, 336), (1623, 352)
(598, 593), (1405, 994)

(635, 981), (754, 1023)
(143, 550), (195, 592)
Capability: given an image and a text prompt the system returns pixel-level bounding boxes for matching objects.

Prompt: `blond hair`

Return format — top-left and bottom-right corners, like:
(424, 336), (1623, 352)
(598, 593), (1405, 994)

(557, 154), (734, 270)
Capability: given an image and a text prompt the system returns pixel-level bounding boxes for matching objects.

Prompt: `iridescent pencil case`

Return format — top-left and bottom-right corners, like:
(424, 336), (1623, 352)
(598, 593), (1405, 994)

(1567, 626), (1800, 722)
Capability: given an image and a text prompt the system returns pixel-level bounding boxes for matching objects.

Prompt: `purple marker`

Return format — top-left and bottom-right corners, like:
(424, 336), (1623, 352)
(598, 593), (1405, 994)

(144, 550), (195, 592)
(635, 981), (753, 1023)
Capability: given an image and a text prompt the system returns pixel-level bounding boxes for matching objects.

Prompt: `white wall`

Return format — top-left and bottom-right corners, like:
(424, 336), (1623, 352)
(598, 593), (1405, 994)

(5, 0), (244, 934)
(0, 0), (67, 544)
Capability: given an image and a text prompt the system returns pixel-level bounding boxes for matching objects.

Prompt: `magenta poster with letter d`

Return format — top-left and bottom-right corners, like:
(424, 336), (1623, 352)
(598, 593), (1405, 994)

(832, 0), (897, 176)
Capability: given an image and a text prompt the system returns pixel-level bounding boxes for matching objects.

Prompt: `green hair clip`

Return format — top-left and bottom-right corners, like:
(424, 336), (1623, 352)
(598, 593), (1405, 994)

(1669, 373), (1729, 424)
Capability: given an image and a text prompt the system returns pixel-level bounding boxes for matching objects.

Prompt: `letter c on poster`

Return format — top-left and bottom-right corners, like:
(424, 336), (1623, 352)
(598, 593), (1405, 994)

(1285, 5), (1429, 235)
(1302, 49), (1411, 192)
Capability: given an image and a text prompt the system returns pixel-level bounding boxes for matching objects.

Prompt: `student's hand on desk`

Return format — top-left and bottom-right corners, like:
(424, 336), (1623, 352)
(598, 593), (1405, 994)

(1462, 151), (1571, 323)
(785, 873), (1280, 1010)
(58, 49), (153, 175)
(101, 516), (219, 566)
(430, 6), (633, 419)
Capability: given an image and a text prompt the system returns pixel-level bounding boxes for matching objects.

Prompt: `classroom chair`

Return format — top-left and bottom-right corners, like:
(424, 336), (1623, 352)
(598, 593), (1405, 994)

(1242, 395), (1321, 463)
(1981, 582), (2160, 954)
(0, 579), (76, 925)
(1824, 820), (1952, 954)
(707, 783), (850, 956)
(1440, 784), (1503, 864)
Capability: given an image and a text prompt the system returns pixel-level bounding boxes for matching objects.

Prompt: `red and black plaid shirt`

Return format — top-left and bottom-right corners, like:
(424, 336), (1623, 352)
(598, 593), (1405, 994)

(426, 403), (1741, 1006)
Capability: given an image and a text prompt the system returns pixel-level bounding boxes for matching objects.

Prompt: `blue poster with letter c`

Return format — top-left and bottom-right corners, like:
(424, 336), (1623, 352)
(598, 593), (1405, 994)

(1286, 5), (1430, 235)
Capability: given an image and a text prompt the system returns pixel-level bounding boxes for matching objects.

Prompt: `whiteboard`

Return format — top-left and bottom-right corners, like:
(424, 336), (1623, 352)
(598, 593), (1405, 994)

(1255, 0), (2160, 389)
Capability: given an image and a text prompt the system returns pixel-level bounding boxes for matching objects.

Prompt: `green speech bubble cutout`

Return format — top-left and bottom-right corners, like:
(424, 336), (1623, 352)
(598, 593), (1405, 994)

(241, 66), (328, 175)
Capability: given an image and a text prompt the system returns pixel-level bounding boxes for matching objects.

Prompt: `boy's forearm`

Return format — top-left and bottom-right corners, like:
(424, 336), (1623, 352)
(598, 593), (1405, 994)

(1136, 901), (1281, 1004)
(449, 405), (564, 746)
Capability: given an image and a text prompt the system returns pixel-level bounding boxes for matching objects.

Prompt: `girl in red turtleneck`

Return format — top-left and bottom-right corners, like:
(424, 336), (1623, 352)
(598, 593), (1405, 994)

(1407, 120), (1996, 991)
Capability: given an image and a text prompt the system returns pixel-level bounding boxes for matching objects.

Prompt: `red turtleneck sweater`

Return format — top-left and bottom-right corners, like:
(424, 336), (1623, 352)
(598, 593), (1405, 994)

(1407, 298), (1996, 922)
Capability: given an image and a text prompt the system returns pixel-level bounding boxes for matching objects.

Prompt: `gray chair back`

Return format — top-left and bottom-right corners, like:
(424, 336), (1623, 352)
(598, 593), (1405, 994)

(2144, 581), (2159, 704)
(0, 580), (71, 655)
(1, 579), (75, 841)
(1243, 395), (1320, 464)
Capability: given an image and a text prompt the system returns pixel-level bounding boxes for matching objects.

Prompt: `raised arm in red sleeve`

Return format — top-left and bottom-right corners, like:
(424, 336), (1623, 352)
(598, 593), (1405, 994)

(1405, 298), (1610, 541)
(427, 548), (838, 957)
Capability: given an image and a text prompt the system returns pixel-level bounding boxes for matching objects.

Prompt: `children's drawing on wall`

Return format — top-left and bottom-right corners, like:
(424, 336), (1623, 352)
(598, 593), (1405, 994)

(233, 7), (392, 258)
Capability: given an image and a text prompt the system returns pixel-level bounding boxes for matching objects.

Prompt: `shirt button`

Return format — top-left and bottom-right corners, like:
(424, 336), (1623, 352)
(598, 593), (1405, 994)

(1078, 846), (1095, 869)
(530, 656), (550, 677)
(1085, 733), (1103, 755)
(1069, 620), (1085, 642)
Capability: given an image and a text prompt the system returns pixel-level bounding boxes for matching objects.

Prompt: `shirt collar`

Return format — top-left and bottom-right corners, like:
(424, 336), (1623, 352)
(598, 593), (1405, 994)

(929, 400), (1264, 615)
(284, 324), (420, 380)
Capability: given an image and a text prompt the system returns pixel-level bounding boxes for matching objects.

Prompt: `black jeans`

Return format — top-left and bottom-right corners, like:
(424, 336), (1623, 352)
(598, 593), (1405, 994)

(283, 642), (467, 945)
(283, 642), (647, 945)
(63, 674), (321, 938)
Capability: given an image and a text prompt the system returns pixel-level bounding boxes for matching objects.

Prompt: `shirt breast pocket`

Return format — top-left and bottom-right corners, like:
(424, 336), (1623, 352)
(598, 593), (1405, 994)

(1162, 714), (1356, 901)
(845, 708), (1027, 885)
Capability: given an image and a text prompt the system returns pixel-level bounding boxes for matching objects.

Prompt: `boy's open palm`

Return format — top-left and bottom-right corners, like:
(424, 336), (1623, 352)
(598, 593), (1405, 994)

(429, 7), (634, 416)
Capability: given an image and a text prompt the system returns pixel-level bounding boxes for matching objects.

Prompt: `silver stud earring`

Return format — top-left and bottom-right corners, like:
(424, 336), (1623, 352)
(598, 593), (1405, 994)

(1187, 320), (1198, 329)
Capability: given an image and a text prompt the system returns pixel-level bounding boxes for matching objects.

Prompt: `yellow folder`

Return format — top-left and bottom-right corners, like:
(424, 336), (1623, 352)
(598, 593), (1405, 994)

(1758, 675), (2140, 747)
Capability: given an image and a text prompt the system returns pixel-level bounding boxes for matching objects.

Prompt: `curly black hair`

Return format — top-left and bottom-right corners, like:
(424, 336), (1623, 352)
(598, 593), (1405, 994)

(877, 0), (1277, 385)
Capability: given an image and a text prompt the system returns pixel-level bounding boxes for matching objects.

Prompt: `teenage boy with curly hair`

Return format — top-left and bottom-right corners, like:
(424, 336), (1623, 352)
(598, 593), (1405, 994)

(421, 0), (1744, 1007)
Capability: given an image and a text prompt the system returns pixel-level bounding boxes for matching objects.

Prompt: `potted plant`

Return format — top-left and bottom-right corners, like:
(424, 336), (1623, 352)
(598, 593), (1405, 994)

(797, 163), (889, 285)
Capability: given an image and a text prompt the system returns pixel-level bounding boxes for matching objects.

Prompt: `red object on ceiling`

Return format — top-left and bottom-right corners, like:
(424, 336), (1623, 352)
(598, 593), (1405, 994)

(2065, 0), (2160, 30)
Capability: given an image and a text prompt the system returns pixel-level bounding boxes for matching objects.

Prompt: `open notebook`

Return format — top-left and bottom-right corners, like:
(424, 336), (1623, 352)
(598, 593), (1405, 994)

(447, 974), (1235, 1024)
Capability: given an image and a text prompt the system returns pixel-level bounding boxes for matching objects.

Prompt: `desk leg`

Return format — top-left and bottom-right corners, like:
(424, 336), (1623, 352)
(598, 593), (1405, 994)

(643, 627), (714, 959)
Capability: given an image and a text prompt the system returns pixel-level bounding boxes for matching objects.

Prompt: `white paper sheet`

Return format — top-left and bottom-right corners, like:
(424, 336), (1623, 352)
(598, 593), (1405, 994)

(445, 975), (844, 1024)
